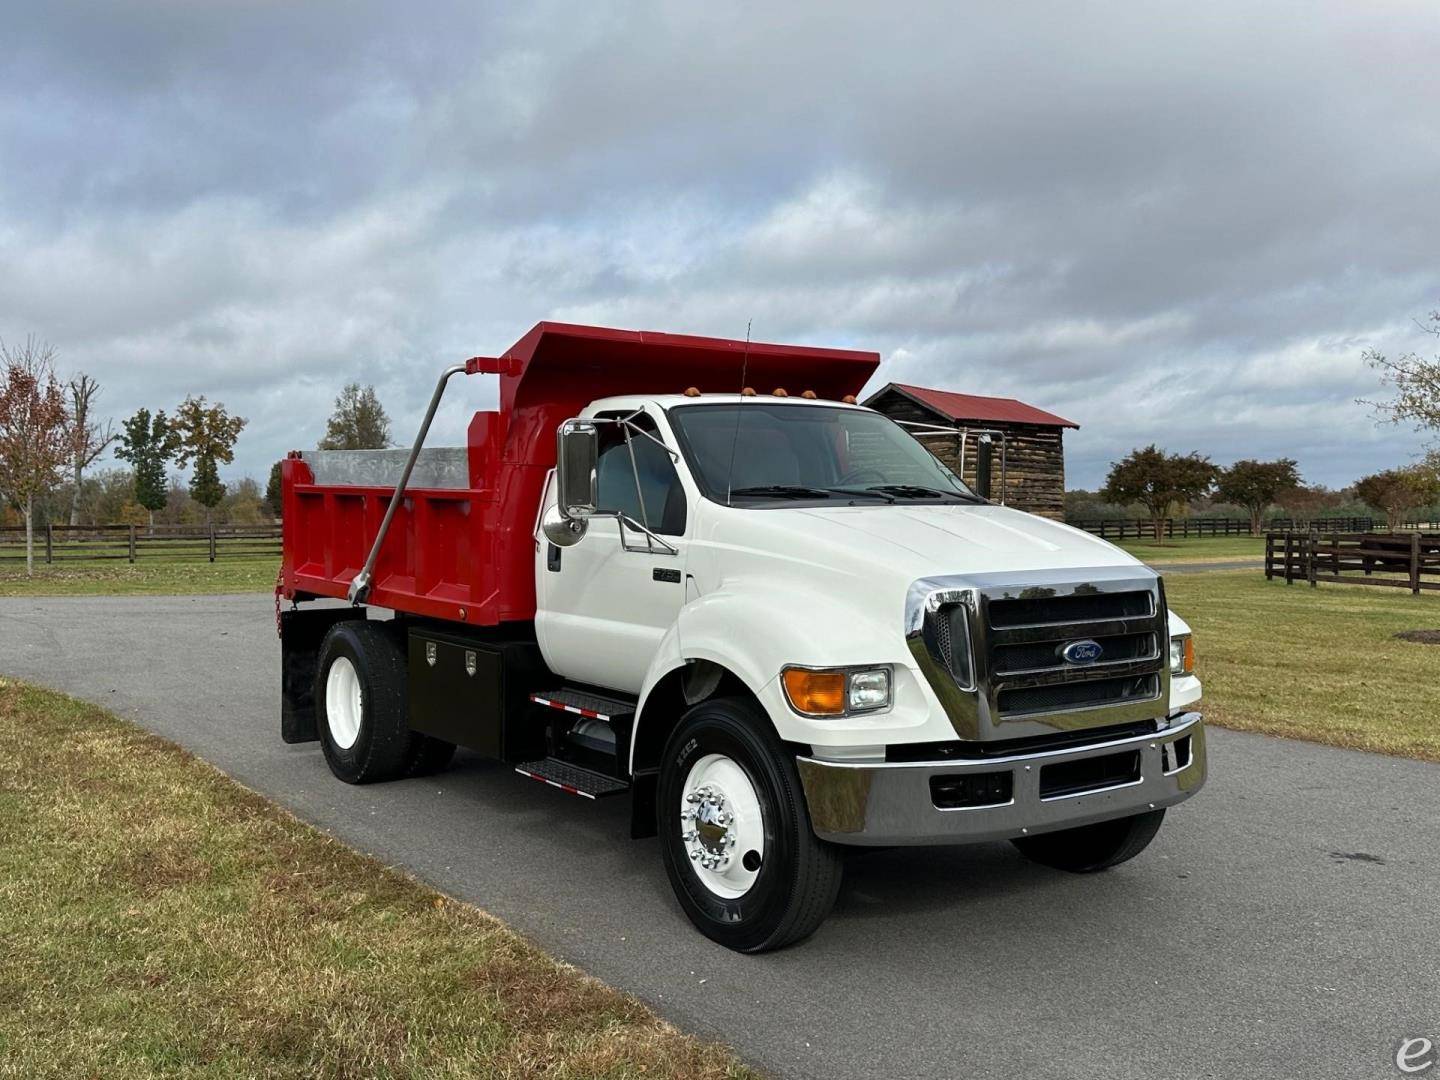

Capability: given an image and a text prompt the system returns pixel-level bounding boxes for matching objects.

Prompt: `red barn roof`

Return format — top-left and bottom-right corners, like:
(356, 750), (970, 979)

(867, 382), (1079, 430)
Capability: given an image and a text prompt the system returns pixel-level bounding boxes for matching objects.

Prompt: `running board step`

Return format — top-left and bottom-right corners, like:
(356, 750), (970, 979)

(529, 689), (636, 723)
(514, 758), (630, 800)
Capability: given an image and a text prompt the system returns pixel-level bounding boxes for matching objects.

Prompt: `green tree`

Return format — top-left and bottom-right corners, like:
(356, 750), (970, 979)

(172, 396), (247, 524)
(1352, 467), (1440, 530)
(115, 408), (179, 529)
(318, 383), (391, 450)
(1101, 445), (1217, 545)
(265, 460), (283, 519)
(1216, 458), (1302, 533)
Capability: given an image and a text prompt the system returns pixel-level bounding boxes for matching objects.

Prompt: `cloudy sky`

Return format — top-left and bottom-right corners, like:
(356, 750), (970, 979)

(4, 1), (1439, 490)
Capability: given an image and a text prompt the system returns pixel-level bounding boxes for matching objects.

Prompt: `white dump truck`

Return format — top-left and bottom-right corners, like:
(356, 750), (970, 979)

(279, 322), (1205, 951)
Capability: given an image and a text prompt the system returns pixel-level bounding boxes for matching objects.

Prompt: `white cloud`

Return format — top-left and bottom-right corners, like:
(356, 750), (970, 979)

(2, 0), (1438, 489)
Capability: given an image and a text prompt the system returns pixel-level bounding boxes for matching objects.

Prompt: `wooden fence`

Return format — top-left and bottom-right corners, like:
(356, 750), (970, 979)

(1265, 530), (1440, 595)
(0, 523), (282, 564)
(1073, 516), (1379, 539)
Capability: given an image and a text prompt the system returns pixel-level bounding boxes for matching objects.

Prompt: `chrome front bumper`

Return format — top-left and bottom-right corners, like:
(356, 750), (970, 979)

(796, 712), (1206, 846)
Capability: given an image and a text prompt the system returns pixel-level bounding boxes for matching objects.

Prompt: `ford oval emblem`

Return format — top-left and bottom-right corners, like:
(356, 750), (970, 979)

(1061, 639), (1104, 665)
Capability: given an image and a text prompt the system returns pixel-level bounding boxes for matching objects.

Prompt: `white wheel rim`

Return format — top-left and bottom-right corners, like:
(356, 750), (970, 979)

(680, 753), (766, 899)
(325, 655), (363, 750)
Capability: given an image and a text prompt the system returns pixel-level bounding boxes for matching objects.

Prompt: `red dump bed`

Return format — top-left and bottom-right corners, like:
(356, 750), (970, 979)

(281, 321), (880, 625)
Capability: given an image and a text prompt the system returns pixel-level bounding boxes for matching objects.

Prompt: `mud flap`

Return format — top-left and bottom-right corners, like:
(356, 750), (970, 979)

(280, 607), (364, 743)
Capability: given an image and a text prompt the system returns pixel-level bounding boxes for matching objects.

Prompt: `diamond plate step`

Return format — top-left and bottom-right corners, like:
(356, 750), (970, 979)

(514, 757), (630, 800)
(529, 689), (636, 722)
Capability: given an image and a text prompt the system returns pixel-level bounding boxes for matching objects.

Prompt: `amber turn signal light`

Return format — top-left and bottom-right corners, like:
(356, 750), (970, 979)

(1181, 635), (1195, 675)
(782, 668), (847, 715)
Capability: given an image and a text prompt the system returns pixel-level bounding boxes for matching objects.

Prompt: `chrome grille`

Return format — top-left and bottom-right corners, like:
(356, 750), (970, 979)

(981, 586), (1165, 719)
(906, 568), (1171, 740)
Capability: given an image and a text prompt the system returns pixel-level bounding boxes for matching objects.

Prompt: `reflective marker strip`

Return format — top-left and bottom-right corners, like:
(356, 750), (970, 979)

(529, 694), (610, 721)
(513, 767), (598, 800)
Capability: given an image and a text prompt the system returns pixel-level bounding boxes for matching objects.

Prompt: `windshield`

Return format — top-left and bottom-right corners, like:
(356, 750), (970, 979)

(668, 403), (981, 506)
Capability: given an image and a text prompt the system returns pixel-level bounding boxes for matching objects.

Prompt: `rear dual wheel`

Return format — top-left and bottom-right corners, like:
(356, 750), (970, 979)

(658, 697), (843, 953)
(315, 620), (454, 783)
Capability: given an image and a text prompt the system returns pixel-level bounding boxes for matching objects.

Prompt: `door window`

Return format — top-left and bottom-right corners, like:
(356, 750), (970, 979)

(595, 413), (687, 536)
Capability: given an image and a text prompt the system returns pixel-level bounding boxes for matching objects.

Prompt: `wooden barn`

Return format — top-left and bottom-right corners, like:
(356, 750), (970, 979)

(863, 383), (1078, 519)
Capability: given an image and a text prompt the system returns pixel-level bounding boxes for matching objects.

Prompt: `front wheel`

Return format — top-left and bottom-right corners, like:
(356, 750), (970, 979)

(657, 697), (842, 952)
(1010, 809), (1166, 872)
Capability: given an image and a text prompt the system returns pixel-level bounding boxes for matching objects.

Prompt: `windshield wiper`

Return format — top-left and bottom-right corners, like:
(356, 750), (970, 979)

(729, 484), (840, 500)
(728, 484), (895, 503)
(865, 484), (983, 503)
(826, 486), (896, 502)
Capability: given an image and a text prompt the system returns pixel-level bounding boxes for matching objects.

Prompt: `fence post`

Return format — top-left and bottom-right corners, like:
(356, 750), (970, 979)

(1265, 534), (1273, 580)
(1283, 533), (1293, 585)
(45, 524), (53, 564)
(1307, 527), (1318, 588)
(209, 524), (217, 563)
(128, 524), (137, 564)
(1412, 531), (1422, 596)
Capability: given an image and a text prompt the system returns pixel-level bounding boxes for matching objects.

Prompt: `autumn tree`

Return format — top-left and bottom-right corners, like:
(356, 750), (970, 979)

(1363, 308), (1440, 443)
(0, 338), (72, 574)
(318, 382), (391, 450)
(172, 396), (247, 524)
(1352, 467), (1440, 530)
(1101, 445), (1217, 545)
(115, 408), (180, 529)
(66, 373), (118, 525)
(1216, 458), (1301, 533)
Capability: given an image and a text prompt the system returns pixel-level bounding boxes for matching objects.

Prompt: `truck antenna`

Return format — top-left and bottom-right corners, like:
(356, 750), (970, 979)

(725, 319), (752, 507)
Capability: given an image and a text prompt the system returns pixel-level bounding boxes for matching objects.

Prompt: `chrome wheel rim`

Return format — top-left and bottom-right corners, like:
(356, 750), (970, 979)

(680, 753), (765, 899)
(325, 655), (363, 750)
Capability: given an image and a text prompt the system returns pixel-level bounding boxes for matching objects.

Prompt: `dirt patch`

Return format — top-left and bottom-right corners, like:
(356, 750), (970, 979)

(1394, 629), (1440, 645)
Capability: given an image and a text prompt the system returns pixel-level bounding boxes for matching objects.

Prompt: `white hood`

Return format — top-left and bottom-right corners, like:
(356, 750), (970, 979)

(789, 503), (1142, 578)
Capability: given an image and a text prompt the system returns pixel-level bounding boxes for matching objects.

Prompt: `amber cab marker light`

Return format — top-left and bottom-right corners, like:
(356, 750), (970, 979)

(683, 386), (701, 397)
(782, 668), (846, 715)
(741, 386), (757, 396)
(801, 389), (817, 399)
(772, 387), (788, 396)
(842, 394), (857, 404)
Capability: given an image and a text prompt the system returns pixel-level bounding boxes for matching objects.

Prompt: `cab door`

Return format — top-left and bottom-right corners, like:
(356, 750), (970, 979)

(535, 409), (689, 694)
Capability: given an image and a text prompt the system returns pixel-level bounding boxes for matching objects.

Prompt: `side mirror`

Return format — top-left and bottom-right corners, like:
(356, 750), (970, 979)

(556, 419), (599, 518)
(973, 434), (993, 501)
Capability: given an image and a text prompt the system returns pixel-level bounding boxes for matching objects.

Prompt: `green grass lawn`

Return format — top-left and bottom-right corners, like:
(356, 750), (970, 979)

(0, 679), (752, 1079)
(1165, 570), (1440, 762)
(0, 556), (280, 596)
(1114, 535), (1265, 563)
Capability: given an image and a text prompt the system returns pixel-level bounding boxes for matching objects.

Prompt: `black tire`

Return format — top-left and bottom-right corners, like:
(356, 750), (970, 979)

(1011, 808), (1166, 873)
(314, 620), (418, 784)
(406, 736), (457, 777)
(658, 697), (843, 952)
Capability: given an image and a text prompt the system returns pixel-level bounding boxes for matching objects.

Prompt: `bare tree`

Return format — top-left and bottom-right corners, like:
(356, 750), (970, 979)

(1362, 307), (1440, 443)
(0, 337), (72, 574)
(66, 373), (117, 525)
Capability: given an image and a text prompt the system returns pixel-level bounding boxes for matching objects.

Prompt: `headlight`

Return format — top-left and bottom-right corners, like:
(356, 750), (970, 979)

(1169, 634), (1195, 676)
(782, 666), (892, 717)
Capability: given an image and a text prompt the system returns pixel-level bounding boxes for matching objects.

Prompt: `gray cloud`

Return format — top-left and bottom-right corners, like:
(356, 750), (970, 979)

(3, 0), (1439, 490)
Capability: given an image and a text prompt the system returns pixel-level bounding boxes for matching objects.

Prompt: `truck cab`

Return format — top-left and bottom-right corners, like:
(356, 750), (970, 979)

(279, 323), (1205, 952)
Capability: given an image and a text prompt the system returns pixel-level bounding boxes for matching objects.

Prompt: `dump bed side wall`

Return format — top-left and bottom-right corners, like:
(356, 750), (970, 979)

(281, 451), (541, 626)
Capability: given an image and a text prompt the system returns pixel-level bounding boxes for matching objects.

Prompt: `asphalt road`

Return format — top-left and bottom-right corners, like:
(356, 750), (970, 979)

(3, 593), (1437, 1080)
